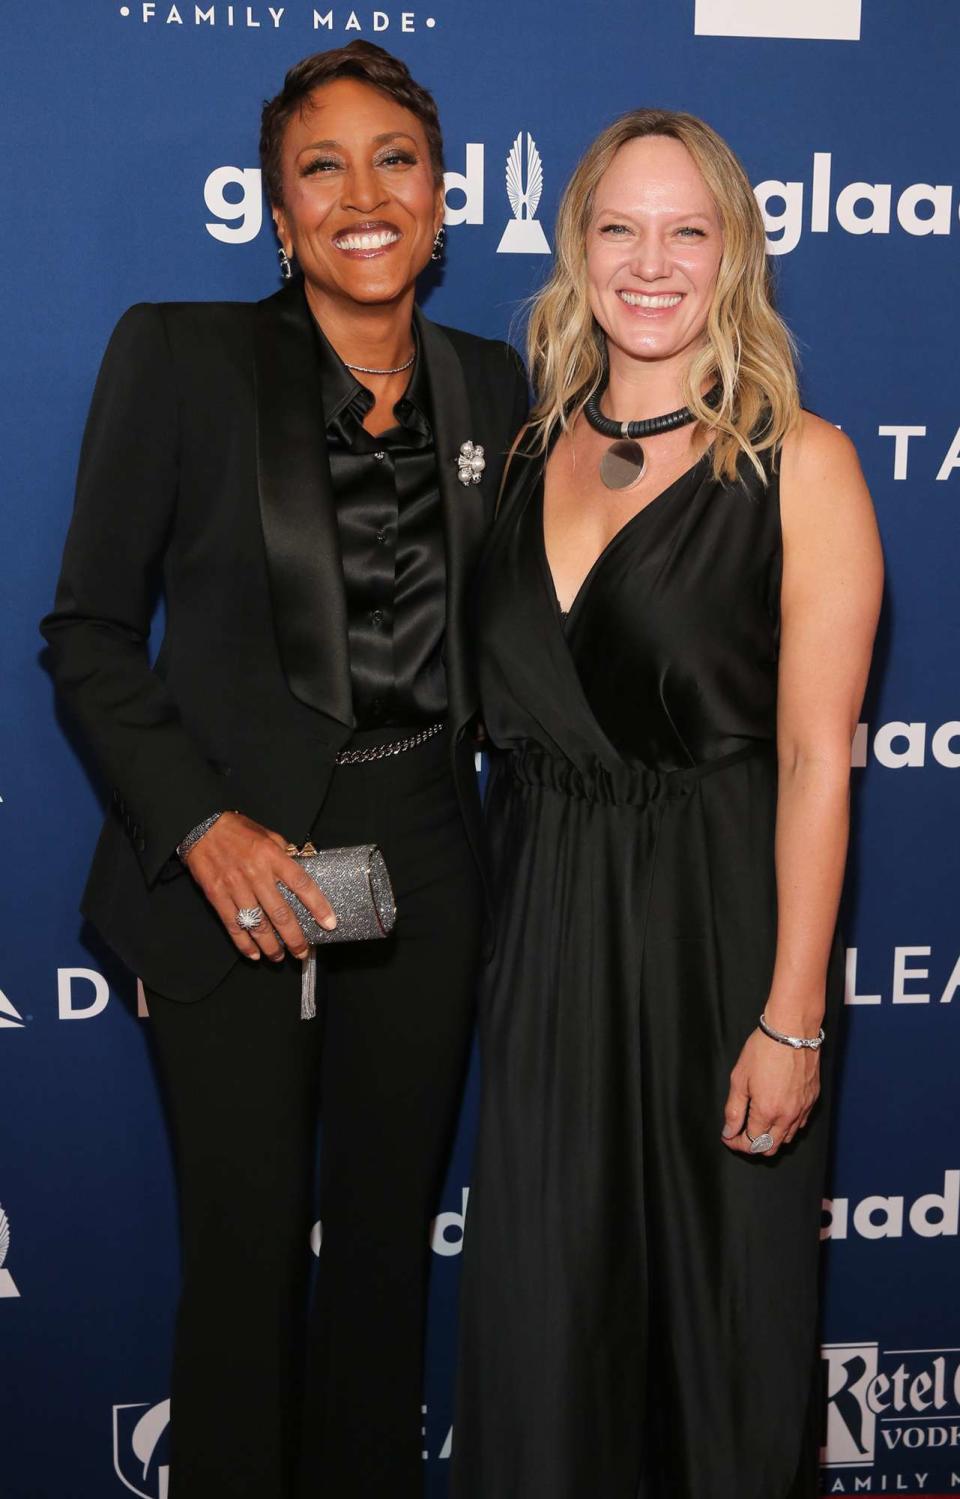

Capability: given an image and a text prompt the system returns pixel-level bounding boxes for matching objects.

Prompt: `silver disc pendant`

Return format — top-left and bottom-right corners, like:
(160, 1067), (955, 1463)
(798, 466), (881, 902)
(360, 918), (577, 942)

(599, 438), (646, 490)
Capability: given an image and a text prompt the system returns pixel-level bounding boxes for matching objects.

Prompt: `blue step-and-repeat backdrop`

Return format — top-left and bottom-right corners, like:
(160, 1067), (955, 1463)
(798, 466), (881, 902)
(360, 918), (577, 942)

(2, 2), (958, 1495)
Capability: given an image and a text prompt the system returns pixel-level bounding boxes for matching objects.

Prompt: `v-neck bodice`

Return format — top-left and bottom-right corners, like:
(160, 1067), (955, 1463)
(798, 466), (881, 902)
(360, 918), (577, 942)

(545, 451), (710, 629)
(476, 444), (782, 773)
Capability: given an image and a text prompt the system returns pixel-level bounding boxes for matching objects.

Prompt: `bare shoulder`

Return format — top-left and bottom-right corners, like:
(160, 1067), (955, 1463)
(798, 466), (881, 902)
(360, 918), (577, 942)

(778, 410), (876, 538)
(780, 409), (863, 491)
(778, 411), (882, 607)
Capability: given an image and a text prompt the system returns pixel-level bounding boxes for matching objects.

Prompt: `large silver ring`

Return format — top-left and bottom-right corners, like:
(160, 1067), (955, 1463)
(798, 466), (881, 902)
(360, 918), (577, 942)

(236, 906), (264, 932)
(747, 1130), (775, 1155)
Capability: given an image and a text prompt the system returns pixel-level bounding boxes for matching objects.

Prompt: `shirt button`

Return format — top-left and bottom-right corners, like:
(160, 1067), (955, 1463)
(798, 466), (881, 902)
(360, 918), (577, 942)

(376, 530), (387, 545)
(370, 609), (383, 626)
(373, 450), (386, 461)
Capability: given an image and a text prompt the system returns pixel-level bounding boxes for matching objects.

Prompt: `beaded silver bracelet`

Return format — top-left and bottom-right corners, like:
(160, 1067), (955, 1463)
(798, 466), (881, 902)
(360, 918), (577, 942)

(759, 1011), (825, 1051)
(176, 812), (224, 863)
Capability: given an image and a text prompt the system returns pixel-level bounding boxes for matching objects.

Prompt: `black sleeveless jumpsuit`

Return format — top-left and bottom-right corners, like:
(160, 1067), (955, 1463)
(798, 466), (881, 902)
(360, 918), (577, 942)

(452, 443), (842, 1499)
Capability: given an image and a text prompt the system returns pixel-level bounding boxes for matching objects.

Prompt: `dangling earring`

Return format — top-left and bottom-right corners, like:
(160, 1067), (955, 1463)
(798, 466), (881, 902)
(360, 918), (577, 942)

(431, 226), (446, 262)
(278, 246), (293, 281)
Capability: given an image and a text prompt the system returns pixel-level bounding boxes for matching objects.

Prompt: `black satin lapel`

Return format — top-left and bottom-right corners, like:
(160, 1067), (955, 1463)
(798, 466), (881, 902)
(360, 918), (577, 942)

(254, 283), (353, 727)
(416, 309), (486, 731)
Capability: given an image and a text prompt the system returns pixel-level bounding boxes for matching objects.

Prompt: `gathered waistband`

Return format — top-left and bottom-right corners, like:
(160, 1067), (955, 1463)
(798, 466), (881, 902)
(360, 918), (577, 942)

(505, 741), (774, 808)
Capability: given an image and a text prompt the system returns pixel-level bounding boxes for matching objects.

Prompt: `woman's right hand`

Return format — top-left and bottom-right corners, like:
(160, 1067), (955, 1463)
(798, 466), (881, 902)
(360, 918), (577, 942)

(183, 812), (336, 961)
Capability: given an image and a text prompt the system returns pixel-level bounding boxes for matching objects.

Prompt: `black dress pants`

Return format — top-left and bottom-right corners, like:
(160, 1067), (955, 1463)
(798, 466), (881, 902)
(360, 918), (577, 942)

(146, 729), (481, 1499)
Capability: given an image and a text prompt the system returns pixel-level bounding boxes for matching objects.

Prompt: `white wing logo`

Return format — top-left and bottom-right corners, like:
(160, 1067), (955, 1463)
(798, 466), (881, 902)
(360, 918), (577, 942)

(0, 1205), (18, 1296)
(505, 132), (543, 222)
(498, 132), (550, 255)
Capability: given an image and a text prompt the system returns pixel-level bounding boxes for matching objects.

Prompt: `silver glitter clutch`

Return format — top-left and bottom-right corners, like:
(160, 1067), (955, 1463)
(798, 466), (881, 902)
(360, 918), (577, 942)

(278, 843), (397, 1020)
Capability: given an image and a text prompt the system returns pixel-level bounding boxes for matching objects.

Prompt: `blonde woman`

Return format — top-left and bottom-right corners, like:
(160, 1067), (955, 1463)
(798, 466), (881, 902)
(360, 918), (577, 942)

(452, 111), (882, 1499)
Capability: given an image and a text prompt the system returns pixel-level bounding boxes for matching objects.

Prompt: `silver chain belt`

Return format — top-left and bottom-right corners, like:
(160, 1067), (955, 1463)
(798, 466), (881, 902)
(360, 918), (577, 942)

(334, 720), (445, 766)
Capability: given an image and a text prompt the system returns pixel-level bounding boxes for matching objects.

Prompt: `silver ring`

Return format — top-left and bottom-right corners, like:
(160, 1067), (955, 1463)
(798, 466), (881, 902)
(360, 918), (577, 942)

(236, 906), (264, 932)
(747, 1130), (775, 1155)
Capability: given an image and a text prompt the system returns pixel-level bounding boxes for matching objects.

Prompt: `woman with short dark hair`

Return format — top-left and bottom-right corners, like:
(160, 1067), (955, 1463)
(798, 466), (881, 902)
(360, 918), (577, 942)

(42, 40), (526, 1499)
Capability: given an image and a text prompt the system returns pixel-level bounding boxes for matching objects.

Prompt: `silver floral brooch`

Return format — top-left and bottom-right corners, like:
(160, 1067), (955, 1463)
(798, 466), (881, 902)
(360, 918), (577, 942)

(457, 440), (485, 486)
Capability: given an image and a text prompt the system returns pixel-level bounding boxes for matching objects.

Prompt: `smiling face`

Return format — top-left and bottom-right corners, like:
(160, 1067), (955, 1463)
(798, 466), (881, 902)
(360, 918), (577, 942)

(272, 76), (444, 313)
(586, 134), (724, 372)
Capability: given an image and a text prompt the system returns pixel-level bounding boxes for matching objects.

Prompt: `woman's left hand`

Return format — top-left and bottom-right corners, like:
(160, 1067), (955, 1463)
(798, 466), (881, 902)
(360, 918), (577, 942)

(720, 1027), (821, 1158)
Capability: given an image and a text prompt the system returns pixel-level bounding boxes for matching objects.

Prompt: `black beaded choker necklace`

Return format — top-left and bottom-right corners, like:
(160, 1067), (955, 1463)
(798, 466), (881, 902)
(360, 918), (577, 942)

(584, 382), (720, 491)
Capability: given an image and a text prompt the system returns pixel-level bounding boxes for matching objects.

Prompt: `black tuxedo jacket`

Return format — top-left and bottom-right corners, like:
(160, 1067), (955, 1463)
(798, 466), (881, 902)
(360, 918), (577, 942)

(42, 280), (528, 1000)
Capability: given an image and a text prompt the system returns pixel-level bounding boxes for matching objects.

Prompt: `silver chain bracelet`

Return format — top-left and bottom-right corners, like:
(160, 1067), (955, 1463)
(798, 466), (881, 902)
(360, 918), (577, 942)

(176, 811), (224, 863)
(758, 1011), (826, 1051)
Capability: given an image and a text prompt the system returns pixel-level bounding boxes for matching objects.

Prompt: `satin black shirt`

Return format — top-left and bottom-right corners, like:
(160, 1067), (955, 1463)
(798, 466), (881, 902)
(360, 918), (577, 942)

(316, 323), (447, 729)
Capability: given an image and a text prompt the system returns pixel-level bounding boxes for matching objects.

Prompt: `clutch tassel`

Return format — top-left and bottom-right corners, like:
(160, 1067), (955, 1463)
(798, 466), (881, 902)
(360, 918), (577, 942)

(301, 945), (317, 1020)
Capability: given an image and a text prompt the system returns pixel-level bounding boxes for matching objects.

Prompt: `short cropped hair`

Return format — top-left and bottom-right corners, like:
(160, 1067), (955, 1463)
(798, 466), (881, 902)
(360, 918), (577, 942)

(260, 40), (445, 207)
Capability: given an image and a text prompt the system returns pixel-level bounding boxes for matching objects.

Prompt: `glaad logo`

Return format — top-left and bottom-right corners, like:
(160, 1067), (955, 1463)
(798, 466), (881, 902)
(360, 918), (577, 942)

(822, 1171), (959, 1241)
(0, 1206), (20, 1298)
(757, 152), (959, 256)
(204, 132), (551, 251)
(822, 1342), (960, 1467)
(431, 1188), (469, 1256)
(0, 988), (25, 1029)
(113, 1400), (171, 1499)
(497, 133), (550, 255)
(852, 721), (960, 769)
(695, 0), (861, 42)
(205, 167), (263, 245)
(310, 1189), (469, 1259)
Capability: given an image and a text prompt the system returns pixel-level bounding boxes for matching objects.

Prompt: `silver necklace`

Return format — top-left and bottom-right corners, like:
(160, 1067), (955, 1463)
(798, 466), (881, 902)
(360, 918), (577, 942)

(584, 382), (721, 491)
(344, 352), (416, 376)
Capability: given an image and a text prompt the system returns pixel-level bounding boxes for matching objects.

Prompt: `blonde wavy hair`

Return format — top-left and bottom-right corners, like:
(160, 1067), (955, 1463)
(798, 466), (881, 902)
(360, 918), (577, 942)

(526, 109), (800, 481)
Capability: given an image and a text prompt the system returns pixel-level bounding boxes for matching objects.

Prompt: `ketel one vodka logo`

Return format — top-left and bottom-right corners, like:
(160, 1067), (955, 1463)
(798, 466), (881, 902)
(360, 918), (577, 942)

(822, 1342), (960, 1467)
(497, 132), (550, 254)
(113, 1400), (171, 1498)
(0, 1206), (19, 1297)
